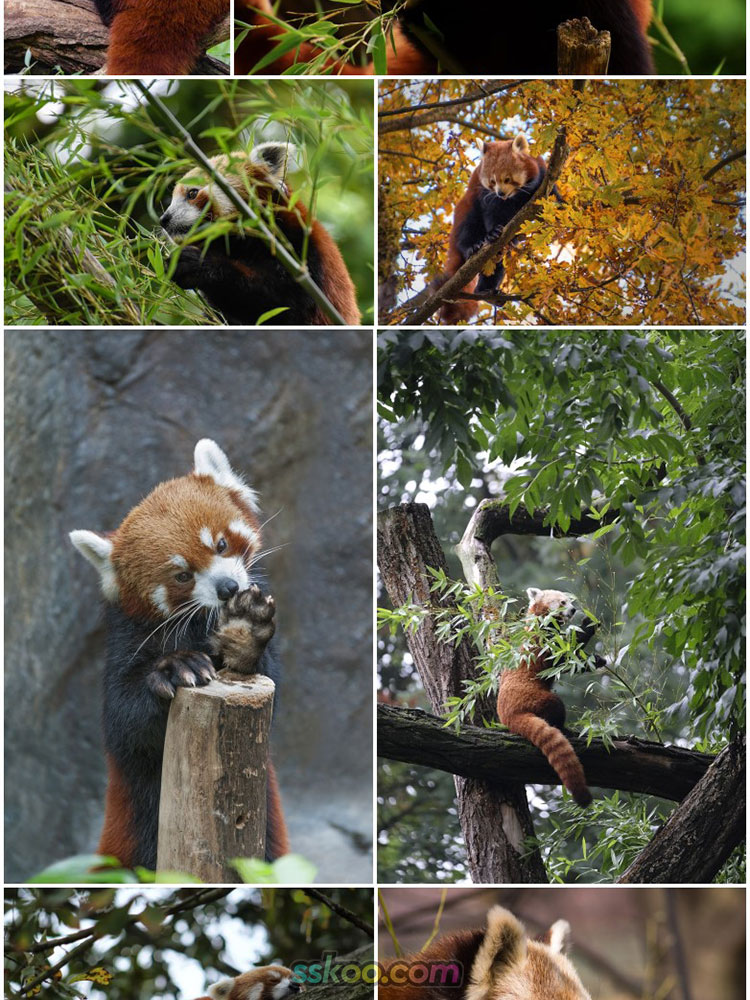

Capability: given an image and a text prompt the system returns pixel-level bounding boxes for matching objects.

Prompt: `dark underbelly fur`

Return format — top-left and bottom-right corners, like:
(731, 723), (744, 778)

(102, 582), (281, 869)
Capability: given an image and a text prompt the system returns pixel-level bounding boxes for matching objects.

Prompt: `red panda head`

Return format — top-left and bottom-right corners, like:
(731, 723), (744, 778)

(526, 588), (577, 620)
(70, 439), (266, 621)
(464, 906), (591, 1000)
(200, 967), (302, 1000)
(160, 142), (297, 238)
(478, 134), (540, 198)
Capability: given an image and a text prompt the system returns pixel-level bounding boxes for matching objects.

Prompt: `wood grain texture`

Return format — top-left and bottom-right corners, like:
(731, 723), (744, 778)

(157, 674), (275, 882)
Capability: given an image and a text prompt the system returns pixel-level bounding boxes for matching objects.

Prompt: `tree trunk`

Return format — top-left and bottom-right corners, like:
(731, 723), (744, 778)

(157, 674), (275, 882)
(619, 737), (745, 883)
(378, 502), (547, 883)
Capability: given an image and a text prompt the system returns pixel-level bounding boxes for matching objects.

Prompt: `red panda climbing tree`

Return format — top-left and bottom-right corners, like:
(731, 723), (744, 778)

(378, 78), (746, 327)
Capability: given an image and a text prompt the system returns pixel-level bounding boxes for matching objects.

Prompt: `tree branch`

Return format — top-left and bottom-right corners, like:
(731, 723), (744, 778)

(618, 737), (745, 883)
(378, 83), (527, 134)
(303, 890), (374, 937)
(377, 704), (716, 802)
(402, 127), (570, 326)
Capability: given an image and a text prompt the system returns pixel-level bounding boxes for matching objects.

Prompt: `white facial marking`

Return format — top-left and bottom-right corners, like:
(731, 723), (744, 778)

(192, 554), (250, 608)
(247, 986), (264, 1000)
(69, 529), (119, 602)
(151, 584), (170, 616)
(229, 518), (259, 545)
(193, 438), (261, 513)
(163, 190), (202, 235)
(272, 982), (291, 1000)
(169, 554), (189, 569)
(200, 526), (214, 549)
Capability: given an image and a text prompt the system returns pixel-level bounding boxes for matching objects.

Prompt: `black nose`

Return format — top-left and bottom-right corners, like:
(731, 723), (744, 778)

(160, 211), (171, 227)
(288, 984), (301, 993)
(216, 578), (240, 601)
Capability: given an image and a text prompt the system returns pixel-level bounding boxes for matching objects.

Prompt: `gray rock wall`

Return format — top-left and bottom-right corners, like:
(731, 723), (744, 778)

(4, 329), (373, 882)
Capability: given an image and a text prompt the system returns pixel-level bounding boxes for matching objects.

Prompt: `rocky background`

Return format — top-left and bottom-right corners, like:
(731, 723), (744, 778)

(4, 329), (373, 882)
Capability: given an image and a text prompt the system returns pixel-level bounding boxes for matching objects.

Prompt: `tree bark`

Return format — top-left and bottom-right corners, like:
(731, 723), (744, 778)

(5, 0), (229, 73)
(618, 737), (745, 883)
(377, 704), (716, 802)
(301, 945), (374, 1000)
(157, 674), (275, 882)
(557, 17), (611, 75)
(378, 502), (547, 883)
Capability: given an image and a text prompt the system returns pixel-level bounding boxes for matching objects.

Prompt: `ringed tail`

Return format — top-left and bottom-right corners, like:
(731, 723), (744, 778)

(512, 713), (592, 807)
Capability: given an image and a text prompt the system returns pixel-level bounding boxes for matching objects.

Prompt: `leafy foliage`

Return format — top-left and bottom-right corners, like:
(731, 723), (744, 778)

(4, 78), (374, 325)
(378, 79), (745, 326)
(5, 888), (373, 1000)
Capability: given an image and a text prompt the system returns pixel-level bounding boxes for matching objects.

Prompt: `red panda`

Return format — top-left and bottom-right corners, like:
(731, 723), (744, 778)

(497, 588), (592, 807)
(438, 134), (549, 325)
(160, 141), (361, 327)
(196, 967), (303, 1000)
(380, 905), (591, 1000)
(235, 0), (652, 75)
(93, 0), (227, 74)
(69, 438), (290, 870)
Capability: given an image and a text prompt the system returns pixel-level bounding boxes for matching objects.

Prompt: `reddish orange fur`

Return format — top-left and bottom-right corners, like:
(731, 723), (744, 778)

(105, 0), (227, 74)
(98, 755), (139, 862)
(439, 138), (543, 325)
(497, 593), (592, 807)
(111, 475), (262, 621)
(266, 760), (291, 857)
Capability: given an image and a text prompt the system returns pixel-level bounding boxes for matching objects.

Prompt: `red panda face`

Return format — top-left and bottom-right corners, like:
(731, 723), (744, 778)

(479, 134), (540, 198)
(160, 142), (296, 238)
(70, 440), (266, 621)
(207, 966), (302, 1000)
(526, 588), (577, 620)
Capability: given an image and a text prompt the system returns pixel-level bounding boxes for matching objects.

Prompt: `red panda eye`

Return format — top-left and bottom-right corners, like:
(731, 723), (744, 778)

(175, 571), (193, 583)
(187, 188), (199, 200)
(216, 538), (228, 554)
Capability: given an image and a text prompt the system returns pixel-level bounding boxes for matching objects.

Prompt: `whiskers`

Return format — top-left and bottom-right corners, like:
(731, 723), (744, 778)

(127, 598), (207, 663)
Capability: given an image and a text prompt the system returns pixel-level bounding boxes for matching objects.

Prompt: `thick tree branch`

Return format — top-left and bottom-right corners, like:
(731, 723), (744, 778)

(378, 83), (526, 134)
(377, 704), (715, 802)
(403, 128), (570, 326)
(618, 737), (745, 883)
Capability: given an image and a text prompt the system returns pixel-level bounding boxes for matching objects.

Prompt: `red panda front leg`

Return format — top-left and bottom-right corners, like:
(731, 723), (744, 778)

(102, 0), (227, 74)
(212, 584), (276, 675)
(234, 0), (432, 74)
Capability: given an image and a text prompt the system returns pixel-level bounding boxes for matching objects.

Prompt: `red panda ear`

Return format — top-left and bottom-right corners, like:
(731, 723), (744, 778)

(526, 587), (542, 602)
(69, 529), (118, 601)
(469, 906), (527, 1000)
(208, 978), (236, 1000)
(192, 439), (261, 513)
(482, 140), (490, 155)
(250, 142), (297, 185)
(547, 920), (571, 955)
(511, 134), (530, 155)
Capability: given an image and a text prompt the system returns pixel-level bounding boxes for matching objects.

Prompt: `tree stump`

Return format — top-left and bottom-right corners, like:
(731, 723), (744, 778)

(557, 17), (611, 75)
(157, 674), (275, 882)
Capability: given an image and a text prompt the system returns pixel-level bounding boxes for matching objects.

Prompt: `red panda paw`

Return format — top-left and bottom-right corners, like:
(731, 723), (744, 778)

(213, 585), (276, 675)
(146, 650), (217, 700)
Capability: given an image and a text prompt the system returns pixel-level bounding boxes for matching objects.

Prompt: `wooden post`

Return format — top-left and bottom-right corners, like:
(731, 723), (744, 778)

(557, 17), (611, 75)
(157, 673), (275, 882)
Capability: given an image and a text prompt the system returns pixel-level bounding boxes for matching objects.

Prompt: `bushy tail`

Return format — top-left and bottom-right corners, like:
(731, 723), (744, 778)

(511, 713), (592, 807)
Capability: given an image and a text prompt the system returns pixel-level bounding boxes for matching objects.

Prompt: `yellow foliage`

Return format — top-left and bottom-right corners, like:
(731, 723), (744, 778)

(378, 79), (746, 326)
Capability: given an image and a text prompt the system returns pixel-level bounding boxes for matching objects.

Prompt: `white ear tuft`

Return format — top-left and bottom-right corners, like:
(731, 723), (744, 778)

(250, 142), (297, 181)
(193, 439), (260, 513)
(69, 530), (118, 601)
(512, 133), (530, 154)
(208, 979), (236, 1000)
(548, 919), (571, 954)
(469, 906), (526, 994)
(526, 587), (542, 602)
